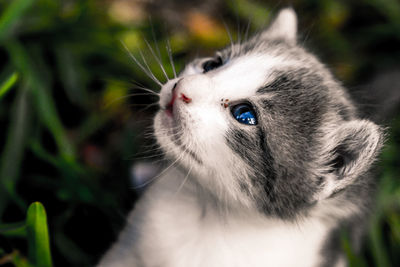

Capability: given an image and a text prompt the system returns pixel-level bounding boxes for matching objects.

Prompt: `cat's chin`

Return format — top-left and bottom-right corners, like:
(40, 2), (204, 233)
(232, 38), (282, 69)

(155, 103), (184, 133)
(154, 110), (203, 169)
(156, 108), (172, 129)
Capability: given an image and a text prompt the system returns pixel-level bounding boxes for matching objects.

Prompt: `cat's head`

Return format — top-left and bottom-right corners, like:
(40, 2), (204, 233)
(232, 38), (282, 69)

(153, 8), (383, 219)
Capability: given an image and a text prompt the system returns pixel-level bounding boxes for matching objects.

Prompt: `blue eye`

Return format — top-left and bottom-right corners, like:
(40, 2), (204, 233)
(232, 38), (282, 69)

(231, 104), (257, 125)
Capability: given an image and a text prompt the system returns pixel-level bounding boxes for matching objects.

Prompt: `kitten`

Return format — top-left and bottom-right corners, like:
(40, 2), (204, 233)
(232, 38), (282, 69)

(98, 8), (383, 267)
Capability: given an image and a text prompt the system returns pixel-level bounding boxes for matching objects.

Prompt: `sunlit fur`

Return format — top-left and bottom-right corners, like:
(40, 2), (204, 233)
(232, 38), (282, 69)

(98, 8), (383, 267)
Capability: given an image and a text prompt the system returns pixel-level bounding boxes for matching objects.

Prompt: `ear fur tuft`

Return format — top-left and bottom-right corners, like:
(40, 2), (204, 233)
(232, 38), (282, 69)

(261, 8), (297, 44)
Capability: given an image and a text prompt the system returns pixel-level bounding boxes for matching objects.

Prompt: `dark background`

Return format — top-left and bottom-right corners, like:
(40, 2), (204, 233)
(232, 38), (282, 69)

(0, 0), (400, 266)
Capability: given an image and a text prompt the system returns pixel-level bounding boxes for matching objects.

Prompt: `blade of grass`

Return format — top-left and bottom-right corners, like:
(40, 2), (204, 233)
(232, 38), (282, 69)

(341, 230), (367, 267)
(26, 202), (52, 267)
(369, 217), (391, 267)
(366, 0), (400, 28)
(0, 84), (30, 218)
(6, 40), (76, 162)
(368, 173), (393, 267)
(53, 232), (91, 265)
(0, 222), (26, 238)
(55, 46), (87, 106)
(0, 72), (18, 99)
(0, 0), (35, 42)
(0, 250), (30, 267)
(12, 251), (32, 267)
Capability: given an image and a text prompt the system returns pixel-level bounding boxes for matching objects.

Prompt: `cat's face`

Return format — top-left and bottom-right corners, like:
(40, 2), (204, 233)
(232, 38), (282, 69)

(153, 9), (383, 219)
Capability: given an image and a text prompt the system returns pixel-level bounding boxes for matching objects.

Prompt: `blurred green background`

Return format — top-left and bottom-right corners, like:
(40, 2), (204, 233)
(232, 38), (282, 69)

(0, 0), (399, 266)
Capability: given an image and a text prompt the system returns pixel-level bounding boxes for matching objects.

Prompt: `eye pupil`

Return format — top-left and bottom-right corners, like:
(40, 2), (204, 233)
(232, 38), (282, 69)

(231, 104), (257, 125)
(203, 57), (222, 73)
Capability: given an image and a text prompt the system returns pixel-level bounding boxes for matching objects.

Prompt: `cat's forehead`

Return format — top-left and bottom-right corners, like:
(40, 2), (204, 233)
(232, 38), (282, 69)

(210, 53), (289, 97)
(184, 52), (307, 99)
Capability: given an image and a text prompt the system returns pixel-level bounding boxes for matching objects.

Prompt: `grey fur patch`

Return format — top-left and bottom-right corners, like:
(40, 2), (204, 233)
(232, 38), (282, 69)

(226, 127), (275, 199)
(257, 68), (324, 94)
(221, 29), (382, 220)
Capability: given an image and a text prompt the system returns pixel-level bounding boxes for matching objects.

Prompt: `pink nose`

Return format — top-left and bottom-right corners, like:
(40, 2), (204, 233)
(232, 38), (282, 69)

(180, 93), (192, 104)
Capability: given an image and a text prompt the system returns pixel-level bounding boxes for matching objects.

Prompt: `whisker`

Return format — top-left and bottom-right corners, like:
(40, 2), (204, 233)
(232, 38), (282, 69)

(244, 17), (252, 42)
(137, 48), (164, 86)
(131, 85), (160, 97)
(104, 93), (158, 108)
(136, 102), (159, 113)
(132, 146), (185, 189)
(173, 164), (193, 198)
(234, 2), (242, 49)
(152, 132), (186, 145)
(143, 127), (157, 137)
(134, 126), (186, 154)
(301, 22), (315, 47)
(166, 38), (177, 79)
(128, 153), (164, 161)
(149, 17), (164, 63)
(127, 155), (168, 164)
(142, 131), (156, 139)
(131, 145), (177, 159)
(127, 102), (158, 108)
(126, 145), (163, 158)
(130, 80), (159, 92)
(136, 141), (159, 149)
(223, 21), (235, 58)
(120, 41), (163, 87)
(143, 38), (170, 82)
(128, 92), (158, 98)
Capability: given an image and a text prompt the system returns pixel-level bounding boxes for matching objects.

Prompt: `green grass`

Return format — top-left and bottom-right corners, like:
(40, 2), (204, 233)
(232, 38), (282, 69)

(0, 202), (52, 267)
(0, 72), (18, 100)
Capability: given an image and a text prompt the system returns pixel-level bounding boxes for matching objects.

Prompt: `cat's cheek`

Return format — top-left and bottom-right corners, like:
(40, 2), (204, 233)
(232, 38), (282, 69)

(188, 106), (226, 140)
(190, 118), (226, 163)
(153, 112), (175, 157)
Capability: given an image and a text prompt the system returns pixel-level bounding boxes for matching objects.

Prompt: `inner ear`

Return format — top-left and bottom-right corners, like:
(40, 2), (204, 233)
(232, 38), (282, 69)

(332, 121), (382, 178)
(330, 148), (345, 172)
(330, 143), (356, 176)
(317, 120), (383, 200)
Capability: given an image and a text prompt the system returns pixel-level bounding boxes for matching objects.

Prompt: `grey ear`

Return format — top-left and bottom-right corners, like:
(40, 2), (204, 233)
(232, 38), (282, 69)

(317, 120), (383, 200)
(261, 8), (297, 44)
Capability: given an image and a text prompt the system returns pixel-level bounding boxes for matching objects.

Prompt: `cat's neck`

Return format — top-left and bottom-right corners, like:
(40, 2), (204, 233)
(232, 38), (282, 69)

(142, 168), (339, 267)
(152, 166), (331, 224)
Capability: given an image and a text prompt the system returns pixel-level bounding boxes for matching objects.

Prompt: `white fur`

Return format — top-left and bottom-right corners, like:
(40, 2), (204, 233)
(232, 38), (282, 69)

(179, 54), (288, 100)
(99, 169), (332, 267)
